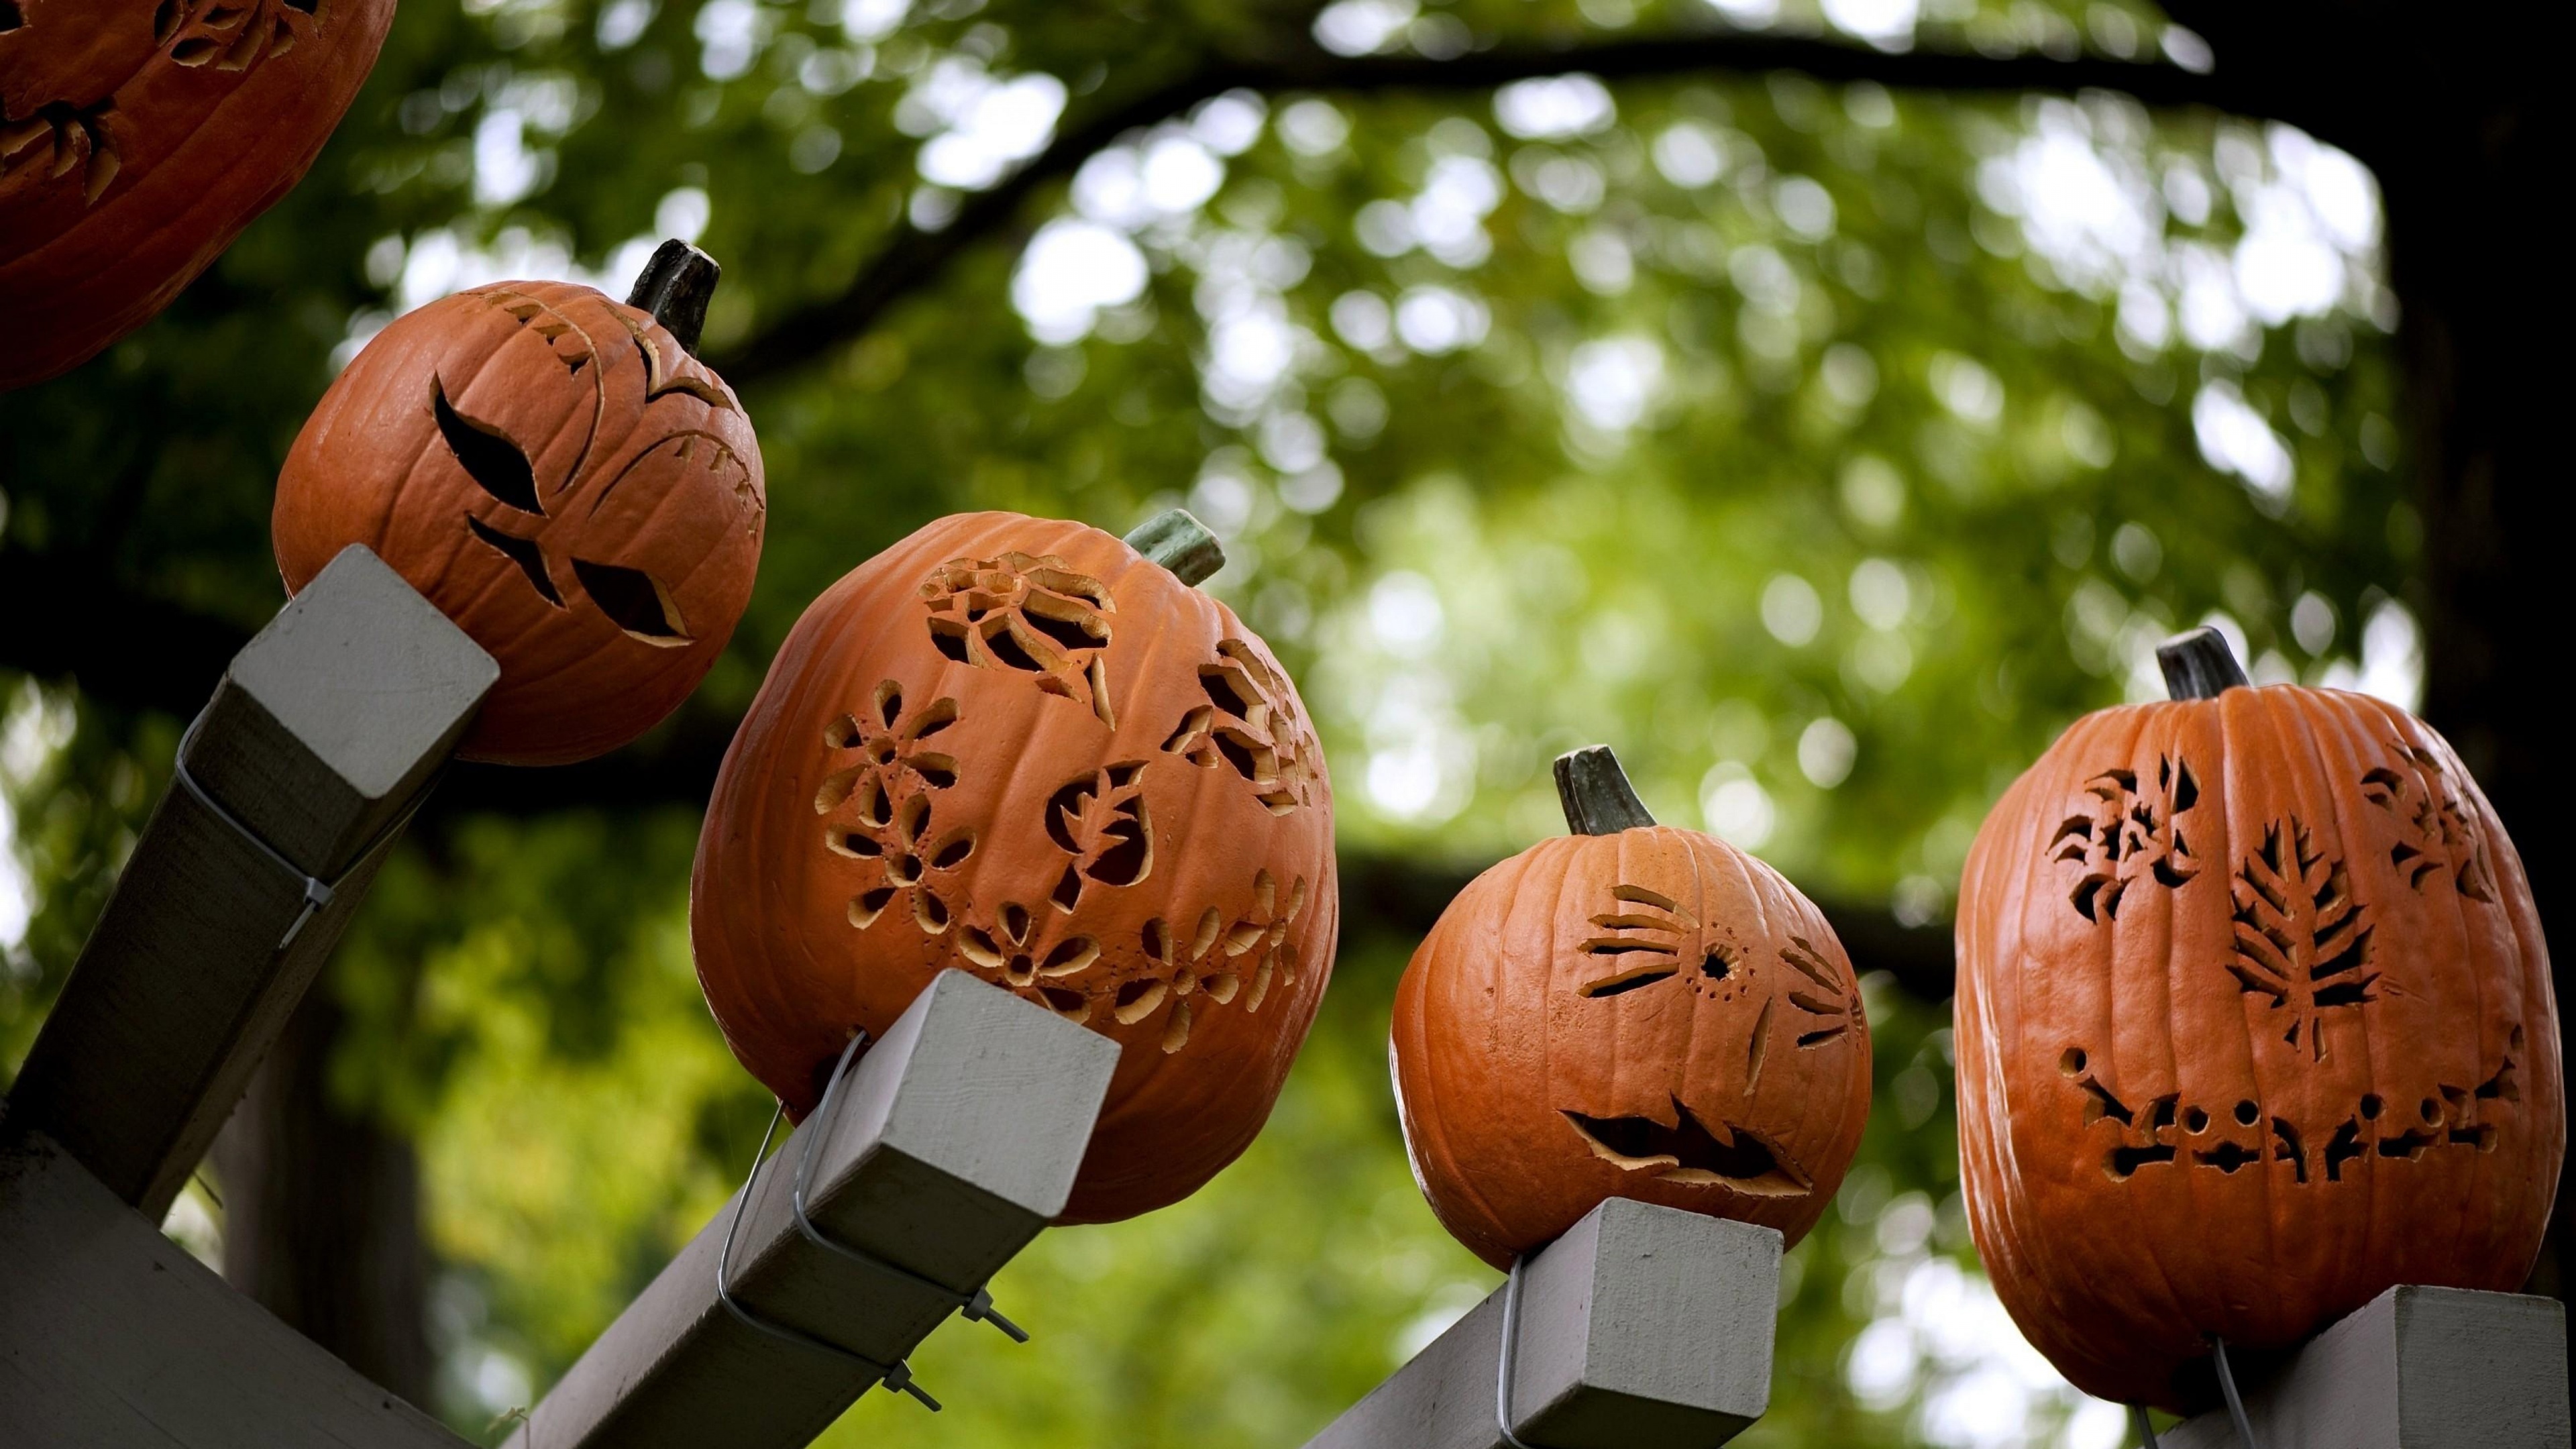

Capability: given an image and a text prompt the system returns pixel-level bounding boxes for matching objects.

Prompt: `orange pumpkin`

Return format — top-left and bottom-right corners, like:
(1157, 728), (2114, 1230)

(1955, 628), (2562, 1411)
(272, 245), (765, 766)
(2, 0), (398, 390)
(690, 508), (1337, 1224)
(1391, 746), (1872, 1269)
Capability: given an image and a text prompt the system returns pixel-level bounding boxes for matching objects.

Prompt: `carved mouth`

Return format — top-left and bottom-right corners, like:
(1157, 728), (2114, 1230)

(1562, 1097), (1813, 1197)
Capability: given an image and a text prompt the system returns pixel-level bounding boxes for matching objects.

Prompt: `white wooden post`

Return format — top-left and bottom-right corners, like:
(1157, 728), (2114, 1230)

(4, 545), (495, 1219)
(2160, 1286), (2568, 1449)
(0, 1126), (476, 1448)
(1303, 1199), (1783, 1449)
(504, 969), (1119, 1449)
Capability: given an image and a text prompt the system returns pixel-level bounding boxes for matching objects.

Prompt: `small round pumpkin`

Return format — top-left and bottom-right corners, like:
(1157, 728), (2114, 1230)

(1391, 747), (1872, 1269)
(2, 0), (398, 390)
(1955, 629), (2562, 1411)
(690, 508), (1338, 1224)
(272, 245), (765, 765)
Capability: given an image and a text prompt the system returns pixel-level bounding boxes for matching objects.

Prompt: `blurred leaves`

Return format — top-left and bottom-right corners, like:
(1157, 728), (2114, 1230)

(0, 0), (2414, 1444)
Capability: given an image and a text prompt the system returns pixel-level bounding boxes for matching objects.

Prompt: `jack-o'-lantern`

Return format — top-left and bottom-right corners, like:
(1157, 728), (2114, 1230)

(1955, 627), (2562, 1411)
(2, 0), (398, 390)
(1390, 746), (1872, 1269)
(690, 508), (1338, 1224)
(272, 243), (765, 766)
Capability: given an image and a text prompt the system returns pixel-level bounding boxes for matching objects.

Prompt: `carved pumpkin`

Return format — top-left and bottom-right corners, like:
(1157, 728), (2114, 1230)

(1391, 747), (1872, 1270)
(2, 0), (398, 390)
(1955, 628), (2562, 1411)
(690, 508), (1338, 1224)
(272, 244), (765, 766)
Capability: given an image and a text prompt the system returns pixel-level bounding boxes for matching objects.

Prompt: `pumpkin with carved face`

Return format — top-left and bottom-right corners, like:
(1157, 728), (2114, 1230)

(1955, 629), (2563, 1412)
(690, 509), (1338, 1224)
(272, 249), (765, 766)
(3, 0), (398, 389)
(1391, 747), (1872, 1269)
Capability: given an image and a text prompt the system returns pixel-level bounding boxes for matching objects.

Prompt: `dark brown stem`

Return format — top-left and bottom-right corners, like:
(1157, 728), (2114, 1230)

(627, 239), (720, 358)
(2157, 626), (2249, 700)
(1554, 745), (1656, 835)
(1123, 508), (1224, 586)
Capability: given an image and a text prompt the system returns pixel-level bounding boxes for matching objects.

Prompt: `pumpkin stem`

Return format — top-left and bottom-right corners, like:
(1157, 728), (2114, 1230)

(627, 239), (720, 358)
(2157, 626), (2250, 700)
(1554, 746), (1656, 835)
(1124, 508), (1224, 586)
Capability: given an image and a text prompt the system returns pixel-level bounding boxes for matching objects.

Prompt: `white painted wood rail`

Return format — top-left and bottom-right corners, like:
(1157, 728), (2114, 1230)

(5, 544), (495, 1219)
(1303, 1198), (1783, 1449)
(2162, 1285), (2568, 1449)
(503, 969), (1118, 1449)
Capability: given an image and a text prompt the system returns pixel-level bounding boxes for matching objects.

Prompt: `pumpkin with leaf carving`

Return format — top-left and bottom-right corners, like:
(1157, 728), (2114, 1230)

(690, 508), (1338, 1224)
(272, 245), (765, 766)
(3, 0), (399, 389)
(1955, 628), (2562, 1411)
(1391, 746), (1872, 1269)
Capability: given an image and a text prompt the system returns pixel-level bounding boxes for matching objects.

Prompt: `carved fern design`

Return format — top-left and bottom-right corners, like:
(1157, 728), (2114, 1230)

(918, 553), (1116, 724)
(2360, 745), (2498, 903)
(2049, 755), (2201, 922)
(2226, 818), (2376, 1061)
(1042, 761), (1153, 912)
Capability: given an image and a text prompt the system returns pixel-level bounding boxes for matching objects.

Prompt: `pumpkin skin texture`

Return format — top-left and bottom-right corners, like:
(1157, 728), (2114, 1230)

(691, 511), (1338, 1224)
(273, 278), (766, 766)
(1, 0), (398, 390)
(1391, 753), (1872, 1271)
(1956, 663), (2561, 1411)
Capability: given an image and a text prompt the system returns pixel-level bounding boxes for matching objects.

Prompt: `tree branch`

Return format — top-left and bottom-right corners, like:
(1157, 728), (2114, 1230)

(722, 29), (2245, 384)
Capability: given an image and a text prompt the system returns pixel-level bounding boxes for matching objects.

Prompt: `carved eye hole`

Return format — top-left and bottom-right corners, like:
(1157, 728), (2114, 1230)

(1, 2), (25, 32)
(572, 558), (692, 647)
(466, 516), (563, 606)
(432, 377), (542, 515)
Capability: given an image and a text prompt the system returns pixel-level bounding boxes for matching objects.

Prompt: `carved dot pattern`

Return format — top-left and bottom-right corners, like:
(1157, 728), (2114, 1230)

(918, 553), (1116, 726)
(2063, 1025), (2523, 1185)
(1159, 640), (1322, 816)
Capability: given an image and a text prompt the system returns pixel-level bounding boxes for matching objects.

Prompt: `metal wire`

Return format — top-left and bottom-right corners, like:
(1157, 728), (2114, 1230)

(2131, 1404), (2161, 1447)
(714, 1095), (939, 1411)
(170, 706), (438, 954)
(790, 1030), (1029, 1342)
(2211, 1336), (2261, 1449)
(1494, 1256), (1540, 1449)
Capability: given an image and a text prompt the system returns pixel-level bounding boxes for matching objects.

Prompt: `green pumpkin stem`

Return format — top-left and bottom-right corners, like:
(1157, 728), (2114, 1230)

(1124, 508), (1224, 587)
(2157, 626), (2251, 700)
(627, 239), (720, 358)
(1554, 745), (1656, 836)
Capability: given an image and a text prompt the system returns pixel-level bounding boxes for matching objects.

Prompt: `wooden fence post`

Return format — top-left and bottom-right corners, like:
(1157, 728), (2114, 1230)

(2161, 1286), (2568, 1449)
(3, 545), (494, 1220)
(1303, 1198), (1783, 1449)
(504, 969), (1119, 1449)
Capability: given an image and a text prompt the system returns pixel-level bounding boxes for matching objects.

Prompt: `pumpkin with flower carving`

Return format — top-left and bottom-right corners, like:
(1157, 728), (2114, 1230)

(691, 508), (1338, 1224)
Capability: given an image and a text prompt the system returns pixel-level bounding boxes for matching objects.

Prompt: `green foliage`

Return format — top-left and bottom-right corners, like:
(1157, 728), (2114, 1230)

(0, 0), (2410, 1444)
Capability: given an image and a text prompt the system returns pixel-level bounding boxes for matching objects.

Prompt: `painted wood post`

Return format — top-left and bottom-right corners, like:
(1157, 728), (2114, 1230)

(1303, 1199), (1782, 1449)
(0, 1128), (474, 1448)
(3, 545), (495, 1220)
(2160, 1285), (2568, 1449)
(504, 969), (1118, 1449)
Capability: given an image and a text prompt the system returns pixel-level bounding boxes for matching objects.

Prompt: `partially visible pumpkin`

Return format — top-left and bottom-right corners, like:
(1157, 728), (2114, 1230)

(1391, 746), (1872, 1270)
(272, 244), (765, 765)
(2, 0), (398, 390)
(690, 508), (1338, 1224)
(1955, 627), (2561, 1411)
